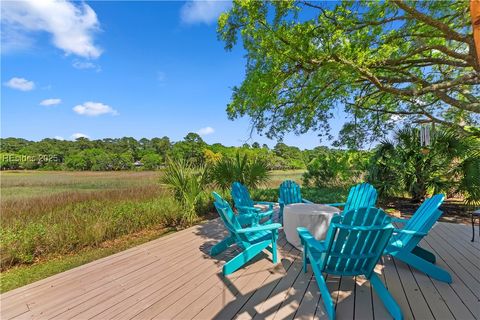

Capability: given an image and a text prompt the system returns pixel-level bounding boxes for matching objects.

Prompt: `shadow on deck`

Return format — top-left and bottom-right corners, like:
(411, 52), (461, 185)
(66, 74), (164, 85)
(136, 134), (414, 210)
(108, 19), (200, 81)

(1, 216), (479, 320)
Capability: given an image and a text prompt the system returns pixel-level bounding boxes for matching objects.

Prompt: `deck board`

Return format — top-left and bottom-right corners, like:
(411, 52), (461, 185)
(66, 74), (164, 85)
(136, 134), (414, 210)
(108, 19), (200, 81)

(1, 219), (479, 320)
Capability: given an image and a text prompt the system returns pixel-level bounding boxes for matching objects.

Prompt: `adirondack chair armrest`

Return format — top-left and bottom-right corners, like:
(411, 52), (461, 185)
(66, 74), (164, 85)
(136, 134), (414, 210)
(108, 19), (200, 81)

(237, 223), (282, 234)
(254, 201), (274, 210)
(325, 202), (346, 207)
(393, 228), (427, 237)
(236, 205), (262, 213)
(254, 201), (274, 205)
(302, 198), (314, 204)
(297, 227), (327, 252)
(331, 223), (395, 232)
(391, 217), (409, 224)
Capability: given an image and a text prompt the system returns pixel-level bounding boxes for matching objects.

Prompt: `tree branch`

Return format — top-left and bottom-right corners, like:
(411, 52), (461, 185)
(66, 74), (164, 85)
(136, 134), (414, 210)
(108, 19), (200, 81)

(393, 0), (470, 44)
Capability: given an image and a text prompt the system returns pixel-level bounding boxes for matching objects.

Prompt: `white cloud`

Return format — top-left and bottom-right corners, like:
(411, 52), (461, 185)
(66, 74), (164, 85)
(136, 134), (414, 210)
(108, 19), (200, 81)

(1, 0), (102, 59)
(180, 1), (231, 25)
(4, 77), (35, 91)
(72, 60), (101, 71)
(54, 136), (65, 140)
(40, 98), (61, 106)
(73, 101), (118, 116)
(197, 126), (215, 136)
(71, 133), (89, 140)
(0, 26), (34, 54)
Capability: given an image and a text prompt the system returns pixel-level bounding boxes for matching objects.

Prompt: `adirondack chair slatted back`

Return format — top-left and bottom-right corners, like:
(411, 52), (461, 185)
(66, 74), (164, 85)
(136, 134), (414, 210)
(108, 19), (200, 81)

(231, 182), (254, 208)
(212, 192), (242, 234)
(344, 183), (378, 212)
(321, 207), (394, 277)
(279, 180), (302, 204)
(398, 194), (445, 249)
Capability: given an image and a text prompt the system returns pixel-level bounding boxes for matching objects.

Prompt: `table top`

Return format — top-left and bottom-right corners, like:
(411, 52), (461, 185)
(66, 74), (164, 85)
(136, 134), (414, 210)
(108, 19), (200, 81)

(284, 203), (341, 216)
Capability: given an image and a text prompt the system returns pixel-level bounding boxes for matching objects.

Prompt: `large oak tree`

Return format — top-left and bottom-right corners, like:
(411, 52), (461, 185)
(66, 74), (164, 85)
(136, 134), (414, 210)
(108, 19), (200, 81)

(219, 0), (480, 148)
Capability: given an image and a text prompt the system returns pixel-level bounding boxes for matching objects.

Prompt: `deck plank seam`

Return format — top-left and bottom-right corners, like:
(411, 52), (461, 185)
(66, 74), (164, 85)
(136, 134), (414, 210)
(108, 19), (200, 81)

(391, 257), (417, 320)
(33, 235), (219, 319)
(422, 240), (478, 318)
(164, 237), (291, 320)
(123, 256), (229, 319)
(233, 242), (297, 319)
(54, 244), (211, 320)
(432, 226), (480, 269)
(423, 238), (480, 299)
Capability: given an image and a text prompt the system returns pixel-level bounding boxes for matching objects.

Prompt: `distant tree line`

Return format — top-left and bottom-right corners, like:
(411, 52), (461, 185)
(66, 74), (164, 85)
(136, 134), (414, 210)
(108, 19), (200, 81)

(1, 128), (478, 204)
(0, 133), (343, 171)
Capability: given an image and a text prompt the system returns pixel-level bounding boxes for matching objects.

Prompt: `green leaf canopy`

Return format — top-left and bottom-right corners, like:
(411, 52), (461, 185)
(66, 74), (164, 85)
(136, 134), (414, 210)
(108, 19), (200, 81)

(219, 0), (479, 148)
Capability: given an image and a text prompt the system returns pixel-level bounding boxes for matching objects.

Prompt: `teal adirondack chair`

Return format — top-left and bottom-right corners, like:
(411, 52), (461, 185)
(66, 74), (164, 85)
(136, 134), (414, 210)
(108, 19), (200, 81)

(231, 182), (274, 224)
(298, 207), (402, 320)
(385, 194), (451, 283)
(210, 192), (281, 275)
(278, 180), (313, 223)
(327, 182), (378, 212)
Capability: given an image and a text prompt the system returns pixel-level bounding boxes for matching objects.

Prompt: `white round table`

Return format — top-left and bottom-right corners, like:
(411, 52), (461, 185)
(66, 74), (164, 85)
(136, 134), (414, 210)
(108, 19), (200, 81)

(283, 203), (341, 250)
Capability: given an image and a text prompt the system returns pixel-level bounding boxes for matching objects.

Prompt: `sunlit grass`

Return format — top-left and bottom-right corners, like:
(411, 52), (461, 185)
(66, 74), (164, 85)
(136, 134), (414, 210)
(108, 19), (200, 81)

(0, 169), (321, 292)
(1, 170), (161, 199)
(0, 171), (183, 273)
(0, 227), (175, 293)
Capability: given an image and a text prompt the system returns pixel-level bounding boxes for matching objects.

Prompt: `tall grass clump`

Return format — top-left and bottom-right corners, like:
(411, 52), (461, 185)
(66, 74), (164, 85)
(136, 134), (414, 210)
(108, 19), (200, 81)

(211, 152), (270, 190)
(161, 157), (210, 225)
(0, 194), (182, 270)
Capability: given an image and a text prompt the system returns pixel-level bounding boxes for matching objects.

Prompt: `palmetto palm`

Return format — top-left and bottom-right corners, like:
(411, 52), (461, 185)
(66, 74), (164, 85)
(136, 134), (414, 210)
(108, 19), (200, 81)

(211, 152), (270, 191)
(368, 127), (479, 204)
(161, 157), (209, 225)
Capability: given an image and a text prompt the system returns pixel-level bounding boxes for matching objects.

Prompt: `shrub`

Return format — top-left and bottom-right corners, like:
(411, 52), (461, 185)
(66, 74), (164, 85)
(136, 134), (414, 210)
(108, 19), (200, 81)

(161, 157), (209, 225)
(367, 127), (480, 204)
(251, 186), (348, 205)
(140, 153), (163, 170)
(303, 151), (369, 187)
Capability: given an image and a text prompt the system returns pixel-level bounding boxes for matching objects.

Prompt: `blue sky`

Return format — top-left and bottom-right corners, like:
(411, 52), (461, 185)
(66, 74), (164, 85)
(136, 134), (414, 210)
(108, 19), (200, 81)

(1, 1), (346, 149)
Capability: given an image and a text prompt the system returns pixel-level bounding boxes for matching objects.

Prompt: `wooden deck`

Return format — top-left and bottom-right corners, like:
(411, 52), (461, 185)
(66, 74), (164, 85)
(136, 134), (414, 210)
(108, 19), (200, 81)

(1, 218), (479, 319)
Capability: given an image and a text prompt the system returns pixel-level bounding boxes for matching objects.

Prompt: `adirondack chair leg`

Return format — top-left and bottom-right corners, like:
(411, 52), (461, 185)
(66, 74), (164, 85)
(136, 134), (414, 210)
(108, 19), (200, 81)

(210, 236), (235, 256)
(302, 247), (309, 273)
(265, 244), (278, 263)
(393, 251), (452, 283)
(370, 273), (403, 320)
(412, 246), (436, 264)
(279, 203), (284, 225)
(223, 240), (271, 275)
(315, 272), (335, 320)
(308, 253), (335, 319)
(271, 231), (278, 264)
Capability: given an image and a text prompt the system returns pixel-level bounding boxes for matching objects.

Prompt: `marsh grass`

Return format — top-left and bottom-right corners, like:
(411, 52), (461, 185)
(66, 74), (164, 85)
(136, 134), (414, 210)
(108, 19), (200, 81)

(1, 171), (161, 199)
(0, 194), (182, 270)
(0, 169), (307, 281)
(0, 227), (176, 293)
(1, 185), (164, 224)
(0, 171), (184, 271)
(265, 169), (305, 188)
